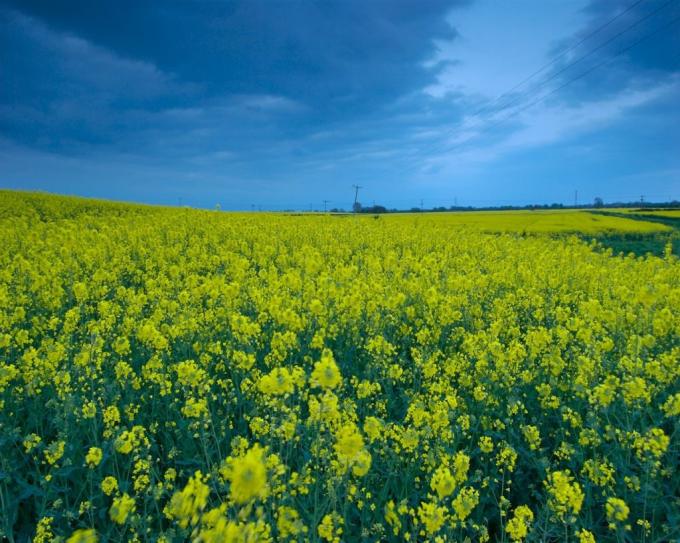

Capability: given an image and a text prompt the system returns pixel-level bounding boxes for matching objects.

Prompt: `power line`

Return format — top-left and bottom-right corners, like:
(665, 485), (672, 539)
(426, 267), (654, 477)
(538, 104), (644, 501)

(496, 15), (680, 121)
(468, 0), (647, 122)
(428, 0), (678, 156)
(433, 12), (680, 157)
(497, 0), (677, 110)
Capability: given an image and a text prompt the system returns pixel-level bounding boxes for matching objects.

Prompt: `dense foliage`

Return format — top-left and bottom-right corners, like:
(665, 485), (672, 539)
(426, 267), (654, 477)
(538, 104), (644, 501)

(1, 192), (678, 542)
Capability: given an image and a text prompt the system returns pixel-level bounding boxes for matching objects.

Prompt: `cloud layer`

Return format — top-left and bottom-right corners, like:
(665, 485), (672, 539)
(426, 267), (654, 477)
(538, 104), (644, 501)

(1, 0), (678, 208)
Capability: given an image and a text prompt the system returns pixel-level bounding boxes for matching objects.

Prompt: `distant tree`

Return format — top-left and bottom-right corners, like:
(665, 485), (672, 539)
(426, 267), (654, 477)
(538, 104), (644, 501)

(594, 197), (604, 208)
(361, 205), (387, 214)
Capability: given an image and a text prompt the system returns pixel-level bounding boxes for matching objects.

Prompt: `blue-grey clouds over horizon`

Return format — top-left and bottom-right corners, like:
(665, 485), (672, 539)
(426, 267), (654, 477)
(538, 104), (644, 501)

(1, 0), (679, 209)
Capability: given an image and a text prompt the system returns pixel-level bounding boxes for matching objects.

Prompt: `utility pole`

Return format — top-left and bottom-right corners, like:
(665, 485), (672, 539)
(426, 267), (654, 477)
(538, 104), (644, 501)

(323, 200), (330, 212)
(640, 195), (645, 205)
(574, 190), (578, 208)
(420, 198), (424, 211)
(352, 184), (362, 212)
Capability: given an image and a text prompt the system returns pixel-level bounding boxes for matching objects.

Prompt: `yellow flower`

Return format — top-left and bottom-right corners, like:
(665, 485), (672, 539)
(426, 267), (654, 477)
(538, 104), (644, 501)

(101, 476), (118, 496)
(633, 428), (669, 460)
(351, 449), (372, 477)
(103, 405), (120, 427)
(399, 428), (419, 451)
(521, 425), (541, 451)
(576, 529), (596, 543)
(582, 458), (615, 487)
(225, 444), (268, 504)
(333, 423), (371, 476)
(85, 447), (103, 468)
(114, 425), (149, 455)
(73, 281), (88, 301)
(164, 471), (210, 529)
(66, 528), (98, 543)
(44, 441), (65, 466)
(606, 497), (630, 526)
(384, 500), (402, 535)
(363, 416), (382, 442)
(81, 401), (97, 419)
(311, 349), (342, 389)
(109, 493), (135, 524)
(506, 505), (534, 541)
(590, 376), (619, 408)
(662, 392), (680, 417)
(23, 433), (42, 453)
(33, 517), (54, 543)
(317, 512), (343, 543)
(181, 396), (209, 419)
(452, 451), (470, 484)
(452, 486), (479, 521)
(417, 500), (448, 534)
(276, 506), (306, 538)
(545, 470), (584, 522)
(478, 436), (494, 453)
(431, 466), (456, 499)
(133, 458), (151, 492)
(496, 444), (518, 472)
(258, 367), (295, 396)
(334, 423), (363, 461)
(622, 376), (651, 406)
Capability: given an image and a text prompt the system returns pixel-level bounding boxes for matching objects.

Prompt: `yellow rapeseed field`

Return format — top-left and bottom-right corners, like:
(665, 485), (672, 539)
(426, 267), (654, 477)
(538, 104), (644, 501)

(1, 191), (678, 542)
(386, 210), (669, 234)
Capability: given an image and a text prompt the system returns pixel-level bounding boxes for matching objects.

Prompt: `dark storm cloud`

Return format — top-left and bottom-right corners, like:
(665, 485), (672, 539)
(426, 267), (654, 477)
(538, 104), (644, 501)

(1, 1), (465, 112)
(0, 8), (195, 151)
(0, 0), (471, 161)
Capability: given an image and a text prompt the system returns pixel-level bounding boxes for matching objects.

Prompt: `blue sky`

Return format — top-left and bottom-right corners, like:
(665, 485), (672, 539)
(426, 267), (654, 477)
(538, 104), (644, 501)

(1, 0), (679, 210)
